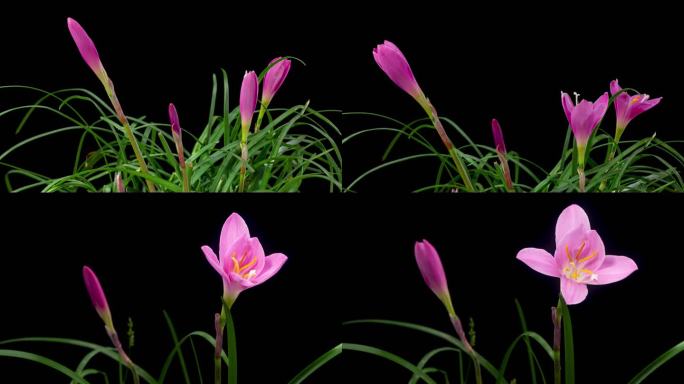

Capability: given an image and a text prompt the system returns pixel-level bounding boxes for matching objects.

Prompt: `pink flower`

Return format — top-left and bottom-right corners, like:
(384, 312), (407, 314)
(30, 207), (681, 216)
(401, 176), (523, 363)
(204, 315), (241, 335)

(262, 57), (291, 105)
(491, 119), (514, 191)
(67, 18), (107, 85)
(517, 204), (638, 305)
(201, 213), (287, 306)
(373, 41), (426, 105)
(82, 266), (114, 329)
(415, 240), (453, 310)
(561, 92), (610, 153)
(168, 103), (185, 164)
(610, 79), (662, 135)
(240, 71), (259, 133)
(491, 118), (507, 154)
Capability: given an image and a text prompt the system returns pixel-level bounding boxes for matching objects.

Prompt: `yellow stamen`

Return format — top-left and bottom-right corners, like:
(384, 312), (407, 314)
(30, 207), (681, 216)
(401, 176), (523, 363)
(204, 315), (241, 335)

(574, 241), (586, 261)
(578, 251), (598, 263)
(565, 245), (572, 262)
(231, 255), (240, 273)
(238, 256), (258, 274)
(630, 95), (641, 105)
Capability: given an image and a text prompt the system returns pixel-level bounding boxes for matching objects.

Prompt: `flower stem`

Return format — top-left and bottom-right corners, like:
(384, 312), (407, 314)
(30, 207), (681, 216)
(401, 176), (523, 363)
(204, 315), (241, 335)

(552, 305), (562, 384)
(577, 166), (586, 192)
(254, 103), (268, 133)
(223, 300), (238, 384)
(421, 101), (474, 192)
(107, 328), (140, 384)
(599, 128), (624, 191)
(214, 312), (225, 384)
(449, 314), (482, 384)
(105, 81), (156, 192)
(239, 142), (248, 192)
(497, 152), (515, 192)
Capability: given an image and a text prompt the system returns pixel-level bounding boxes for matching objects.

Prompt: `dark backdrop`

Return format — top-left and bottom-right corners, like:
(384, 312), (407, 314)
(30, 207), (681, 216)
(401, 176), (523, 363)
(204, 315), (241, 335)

(1, 2), (682, 190)
(1, 195), (682, 382)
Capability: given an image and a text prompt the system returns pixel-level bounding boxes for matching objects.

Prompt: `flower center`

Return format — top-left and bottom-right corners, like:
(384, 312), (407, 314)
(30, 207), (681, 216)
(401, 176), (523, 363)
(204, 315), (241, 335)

(629, 95), (642, 105)
(562, 242), (598, 283)
(231, 251), (258, 280)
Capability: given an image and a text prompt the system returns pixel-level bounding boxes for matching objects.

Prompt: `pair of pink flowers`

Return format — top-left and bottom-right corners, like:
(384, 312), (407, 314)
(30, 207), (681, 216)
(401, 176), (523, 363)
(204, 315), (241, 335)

(240, 58), (292, 135)
(561, 80), (661, 165)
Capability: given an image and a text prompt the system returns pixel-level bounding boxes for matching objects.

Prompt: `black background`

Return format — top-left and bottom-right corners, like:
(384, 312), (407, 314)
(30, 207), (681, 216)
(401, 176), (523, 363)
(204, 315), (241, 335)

(1, 195), (683, 382)
(1, 1), (684, 383)
(1, 2), (682, 190)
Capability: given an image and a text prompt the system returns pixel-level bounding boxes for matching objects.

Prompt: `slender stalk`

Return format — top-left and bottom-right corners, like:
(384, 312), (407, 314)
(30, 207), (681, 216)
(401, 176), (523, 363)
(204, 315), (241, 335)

(225, 303), (238, 384)
(239, 142), (248, 192)
(552, 304), (562, 384)
(105, 81), (156, 192)
(214, 312), (225, 384)
(449, 314), (482, 384)
(254, 104), (268, 133)
(497, 152), (515, 192)
(599, 128), (624, 191)
(577, 167), (586, 192)
(420, 100), (474, 191)
(107, 328), (140, 384)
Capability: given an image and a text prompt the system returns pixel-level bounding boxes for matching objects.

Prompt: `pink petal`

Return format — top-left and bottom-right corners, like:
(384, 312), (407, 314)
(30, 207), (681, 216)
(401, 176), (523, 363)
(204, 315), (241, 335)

(517, 248), (560, 277)
(591, 92), (610, 127)
(561, 277), (588, 305)
(555, 204), (590, 246)
(246, 237), (266, 275)
(202, 245), (227, 279)
(609, 79), (622, 95)
(251, 253), (288, 285)
(220, 213), (250, 257)
(589, 255), (638, 285)
(561, 92), (574, 124)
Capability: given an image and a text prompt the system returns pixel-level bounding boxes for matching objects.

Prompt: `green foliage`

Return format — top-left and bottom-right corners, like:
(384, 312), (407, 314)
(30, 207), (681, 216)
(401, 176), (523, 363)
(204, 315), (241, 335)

(0, 74), (342, 192)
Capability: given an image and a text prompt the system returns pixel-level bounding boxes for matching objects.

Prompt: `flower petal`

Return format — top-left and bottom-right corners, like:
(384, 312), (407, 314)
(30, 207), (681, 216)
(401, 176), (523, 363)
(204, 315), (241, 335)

(555, 204), (590, 246)
(561, 277), (588, 305)
(220, 213), (250, 257)
(251, 253), (288, 285)
(202, 245), (227, 279)
(609, 79), (622, 95)
(246, 237), (266, 276)
(517, 248), (560, 277)
(589, 255), (638, 285)
(561, 92), (574, 124)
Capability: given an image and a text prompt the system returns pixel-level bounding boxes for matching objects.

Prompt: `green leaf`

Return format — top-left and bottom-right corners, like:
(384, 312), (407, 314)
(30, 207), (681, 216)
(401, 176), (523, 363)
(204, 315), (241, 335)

(628, 340), (684, 384)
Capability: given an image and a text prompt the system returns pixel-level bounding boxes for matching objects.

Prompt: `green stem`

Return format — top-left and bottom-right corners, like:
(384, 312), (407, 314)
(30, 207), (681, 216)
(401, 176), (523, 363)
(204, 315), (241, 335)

(214, 311), (225, 384)
(552, 303), (562, 384)
(421, 100), (474, 191)
(599, 128), (624, 191)
(224, 301), (238, 384)
(498, 152), (515, 192)
(108, 329), (140, 384)
(181, 166), (190, 192)
(577, 166), (585, 192)
(239, 142), (248, 192)
(254, 103), (268, 133)
(105, 81), (156, 192)
(449, 314), (482, 384)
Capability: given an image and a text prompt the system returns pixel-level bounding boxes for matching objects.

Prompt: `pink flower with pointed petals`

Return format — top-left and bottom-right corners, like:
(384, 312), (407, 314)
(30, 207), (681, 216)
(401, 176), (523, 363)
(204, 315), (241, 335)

(517, 204), (637, 305)
(82, 266), (114, 329)
(610, 79), (662, 135)
(240, 71), (259, 134)
(262, 57), (291, 105)
(201, 213), (287, 306)
(67, 18), (107, 85)
(373, 41), (427, 105)
(414, 240), (453, 311)
(561, 92), (610, 155)
(168, 103), (185, 165)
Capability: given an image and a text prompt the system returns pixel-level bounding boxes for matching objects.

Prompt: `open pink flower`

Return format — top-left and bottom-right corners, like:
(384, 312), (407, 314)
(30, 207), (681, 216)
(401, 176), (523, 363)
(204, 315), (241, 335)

(561, 92), (610, 154)
(262, 57), (291, 105)
(610, 79), (661, 135)
(517, 204), (637, 305)
(201, 213), (287, 306)
(373, 41), (426, 105)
